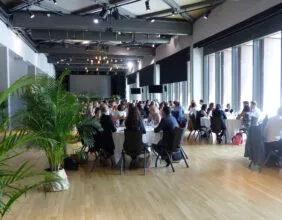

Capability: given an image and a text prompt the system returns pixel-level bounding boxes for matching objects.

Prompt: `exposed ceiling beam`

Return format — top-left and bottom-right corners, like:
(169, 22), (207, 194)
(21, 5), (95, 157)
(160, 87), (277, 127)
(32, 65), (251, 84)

(11, 12), (192, 35)
(137, 0), (225, 19)
(161, 0), (193, 22)
(72, 0), (140, 15)
(30, 30), (170, 44)
(9, 0), (44, 12)
(38, 45), (155, 56)
(55, 65), (126, 71)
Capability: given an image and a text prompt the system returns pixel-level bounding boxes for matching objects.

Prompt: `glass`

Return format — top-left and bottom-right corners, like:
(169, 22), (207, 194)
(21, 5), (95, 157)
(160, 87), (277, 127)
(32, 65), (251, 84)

(208, 54), (216, 103)
(263, 31), (281, 117)
(240, 41), (253, 108)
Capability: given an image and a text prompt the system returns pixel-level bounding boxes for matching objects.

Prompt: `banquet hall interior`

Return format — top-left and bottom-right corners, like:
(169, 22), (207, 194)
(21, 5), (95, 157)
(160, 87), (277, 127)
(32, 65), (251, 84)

(0, 0), (282, 219)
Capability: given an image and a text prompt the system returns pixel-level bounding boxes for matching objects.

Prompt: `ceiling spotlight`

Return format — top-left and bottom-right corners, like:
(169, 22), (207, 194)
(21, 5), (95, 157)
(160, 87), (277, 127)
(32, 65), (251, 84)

(117, 31), (121, 35)
(56, 61), (59, 64)
(127, 61), (133, 69)
(203, 10), (211, 20)
(93, 18), (99, 24)
(110, 67), (113, 71)
(152, 44), (155, 48)
(145, 0), (150, 12)
(99, 7), (108, 20)
(95, 56), (98, 59)
(150, 19), (155, 23)
(172, 9), (177, 16)
(126, 47), (130, 51)
(98, 60), (101, 64)
(106, 60), (109, 64)
(27, 10), (35, 19)
(115, 60), (118, 63)
(47, 13), (51, 17)
(96, 68), (99, 71)
(53, 0), (57, 4)
(112, 7), (120, 20)
(82, 40), (90, 45)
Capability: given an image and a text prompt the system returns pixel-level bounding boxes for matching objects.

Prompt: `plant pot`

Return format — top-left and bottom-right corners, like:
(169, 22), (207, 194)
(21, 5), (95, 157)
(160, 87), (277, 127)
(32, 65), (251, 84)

(45, 168), (70, 192)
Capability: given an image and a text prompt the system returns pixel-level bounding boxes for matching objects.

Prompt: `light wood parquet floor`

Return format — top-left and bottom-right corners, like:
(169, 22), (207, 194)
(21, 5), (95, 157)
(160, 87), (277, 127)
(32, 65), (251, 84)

(5, 139), (282, 220)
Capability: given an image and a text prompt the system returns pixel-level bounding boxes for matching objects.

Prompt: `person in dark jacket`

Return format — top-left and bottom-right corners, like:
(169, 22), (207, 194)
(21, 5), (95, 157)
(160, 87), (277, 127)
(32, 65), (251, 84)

(153, 106), (179, 166)
(172, 101), (185, 125)
(100, 106), (117, 157)
(137, 102), (147, 119)
(207, 102), (214, 116)
(212, 104), (227, 143)
(125, 106), (146, 134)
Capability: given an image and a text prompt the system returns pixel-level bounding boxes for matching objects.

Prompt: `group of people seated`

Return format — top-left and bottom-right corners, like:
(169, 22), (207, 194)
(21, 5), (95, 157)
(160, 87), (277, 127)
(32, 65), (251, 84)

(81, 99), (186, 166)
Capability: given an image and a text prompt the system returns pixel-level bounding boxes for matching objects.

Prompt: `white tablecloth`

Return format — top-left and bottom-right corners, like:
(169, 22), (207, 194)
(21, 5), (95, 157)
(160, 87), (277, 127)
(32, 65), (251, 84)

(200, 117), (242, 143)
(112, 126), (162, 163)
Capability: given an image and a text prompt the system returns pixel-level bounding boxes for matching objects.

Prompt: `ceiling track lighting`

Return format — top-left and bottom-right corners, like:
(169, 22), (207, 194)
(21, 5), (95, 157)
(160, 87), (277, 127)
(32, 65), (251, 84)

(145, 0), (150, 12)
(203, 10), (211, 20)
(112, 7), (120, 20)
(99, 7), (108, 20)
(27, 9), (35, 19)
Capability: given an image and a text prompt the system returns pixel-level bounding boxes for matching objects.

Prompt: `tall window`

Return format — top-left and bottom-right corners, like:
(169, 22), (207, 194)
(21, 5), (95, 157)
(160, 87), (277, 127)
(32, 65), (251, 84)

(223, 48), (232, 107)
(208, 54), (216, 103)
(263, 31), (282, 116)
(240, 41), (253, 107)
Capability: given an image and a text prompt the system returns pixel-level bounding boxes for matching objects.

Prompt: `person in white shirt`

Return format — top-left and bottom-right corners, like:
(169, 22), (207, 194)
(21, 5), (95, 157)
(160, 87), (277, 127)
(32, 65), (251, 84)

(264, 107), (282, 144)
(250, 101), (263, 124)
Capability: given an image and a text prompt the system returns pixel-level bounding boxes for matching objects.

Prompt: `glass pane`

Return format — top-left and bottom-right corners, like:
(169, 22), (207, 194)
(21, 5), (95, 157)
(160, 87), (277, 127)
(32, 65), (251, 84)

(223, 48), (232, 107)
(209, 54), (216, 103)
(240, 41), (253, 107)
(263, 31), (281, 116)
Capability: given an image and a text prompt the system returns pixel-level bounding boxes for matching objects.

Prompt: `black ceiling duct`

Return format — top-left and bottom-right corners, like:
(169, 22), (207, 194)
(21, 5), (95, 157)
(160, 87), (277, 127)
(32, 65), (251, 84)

(99, 7), (108, 20)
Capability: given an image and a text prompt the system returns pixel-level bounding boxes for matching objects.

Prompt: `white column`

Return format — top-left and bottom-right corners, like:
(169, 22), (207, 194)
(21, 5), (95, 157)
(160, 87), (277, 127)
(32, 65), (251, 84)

(192, 47), (204, 102)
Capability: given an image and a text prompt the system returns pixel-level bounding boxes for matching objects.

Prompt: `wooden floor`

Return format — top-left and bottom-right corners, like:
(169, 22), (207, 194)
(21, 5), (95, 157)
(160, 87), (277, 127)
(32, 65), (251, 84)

(5, 140), (282, 220)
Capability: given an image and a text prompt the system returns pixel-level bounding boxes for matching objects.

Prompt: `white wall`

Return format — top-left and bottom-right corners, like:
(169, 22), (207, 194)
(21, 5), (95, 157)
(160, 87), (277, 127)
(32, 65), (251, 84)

(0, 19), (55, 76)
(69, 75), (111, 98)
(193, 0), (282, 43)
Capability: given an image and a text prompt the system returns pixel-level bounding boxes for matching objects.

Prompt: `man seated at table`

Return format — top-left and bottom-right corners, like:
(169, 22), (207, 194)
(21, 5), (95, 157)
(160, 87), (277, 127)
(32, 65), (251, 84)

(212, 104), (227, 144)
(153, 106), (179, 166)
(224, 104), (233, 114)
(250, 101), (263, 125)
(264, 107), (282, 161)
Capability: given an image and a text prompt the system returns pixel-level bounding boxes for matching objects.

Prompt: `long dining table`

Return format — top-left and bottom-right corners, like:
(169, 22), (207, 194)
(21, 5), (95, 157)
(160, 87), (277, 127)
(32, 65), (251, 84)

(112, 126), (162, 163)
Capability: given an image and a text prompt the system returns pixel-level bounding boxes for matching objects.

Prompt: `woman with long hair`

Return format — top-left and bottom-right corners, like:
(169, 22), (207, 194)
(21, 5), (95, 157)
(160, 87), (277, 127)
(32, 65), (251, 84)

(125, 106), (146, 134)
(147, 105), (161, 125)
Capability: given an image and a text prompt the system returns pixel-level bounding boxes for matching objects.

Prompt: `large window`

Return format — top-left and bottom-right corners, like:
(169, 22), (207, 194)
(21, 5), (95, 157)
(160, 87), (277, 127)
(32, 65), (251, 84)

(223, 48), (232, 107)
(263, 31), (282, 116)
(208, 54), (216, 103)
(240, 41), (253, 106)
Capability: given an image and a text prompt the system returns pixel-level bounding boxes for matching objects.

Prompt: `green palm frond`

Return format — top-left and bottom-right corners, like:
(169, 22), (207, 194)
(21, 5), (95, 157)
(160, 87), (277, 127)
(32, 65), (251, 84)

(0, 126), (60, 219)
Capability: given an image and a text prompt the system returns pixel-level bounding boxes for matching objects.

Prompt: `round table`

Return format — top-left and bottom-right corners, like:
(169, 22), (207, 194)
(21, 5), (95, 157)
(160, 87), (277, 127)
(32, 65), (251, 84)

(200, 117), (242, 143)
(112, 126), (162, 163)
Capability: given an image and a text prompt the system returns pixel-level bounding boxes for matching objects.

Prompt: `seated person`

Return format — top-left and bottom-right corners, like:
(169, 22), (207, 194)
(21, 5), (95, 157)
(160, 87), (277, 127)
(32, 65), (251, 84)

(250, 101), (262, 125)
(124, 106), (147, 154)
(153, 106), (179, 166)
(148, 105), (161, 125)
(224, 104), (233, 114)
(172, 101), (185, 125)
(264, 107), (282, 161)
(212, 104), (227, 143)
(207, 102), (214, 116)
(137, 102), (147, 119)
(237, 101), (251, 129)
(188, 101), (197, 116)
(100, 106), (117, 157)
(112, 104), (127, 126)
(196, 104), (208, 129)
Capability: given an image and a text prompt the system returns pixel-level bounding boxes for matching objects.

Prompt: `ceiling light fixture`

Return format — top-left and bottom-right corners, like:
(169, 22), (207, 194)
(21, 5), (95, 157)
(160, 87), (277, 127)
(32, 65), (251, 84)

(150, 19), (155, 23)
(99, 7), (108, 20)
(145, 0), (150, 12)
(27, 10), (35, 19)
(152, 44), (155, 48)
(53, 0), (57, 5)
(127, 61), (133, 69)
(203, 10), (211, 20)
(47, 13), (51, 17)
(112, 7), (120, 20)
(93, 18), (99, 24)
(82, 40), (90, 45)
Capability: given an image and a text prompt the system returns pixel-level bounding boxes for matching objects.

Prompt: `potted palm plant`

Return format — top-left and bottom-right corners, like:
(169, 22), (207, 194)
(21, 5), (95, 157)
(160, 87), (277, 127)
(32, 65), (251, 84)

(0, 79), (60, 219)
(19, 72), (79, 191)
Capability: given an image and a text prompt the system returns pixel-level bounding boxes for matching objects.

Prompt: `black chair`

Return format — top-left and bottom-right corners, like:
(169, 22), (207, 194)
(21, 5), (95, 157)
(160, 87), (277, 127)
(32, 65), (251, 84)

(120, 130), (148, 176)
(210, 117), (226, 144)
(260, 140), (282, 172)
(155, 128), (189, 172)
